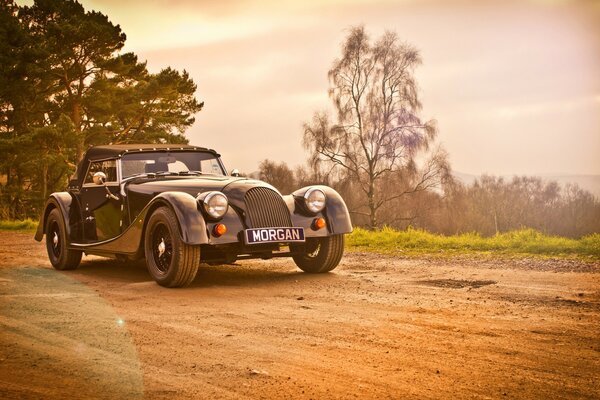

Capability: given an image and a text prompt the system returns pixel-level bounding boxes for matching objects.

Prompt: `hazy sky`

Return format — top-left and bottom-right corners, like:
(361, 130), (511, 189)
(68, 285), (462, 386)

(25, 0), (600, 175)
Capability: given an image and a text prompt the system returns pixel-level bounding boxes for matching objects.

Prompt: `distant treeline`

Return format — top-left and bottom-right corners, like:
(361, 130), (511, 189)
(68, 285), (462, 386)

(257, 160), (600, 238)
(256, 26), (600, 238)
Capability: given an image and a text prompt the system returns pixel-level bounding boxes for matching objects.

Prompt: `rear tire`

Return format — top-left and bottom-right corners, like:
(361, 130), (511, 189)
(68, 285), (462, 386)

(144, 207), (200, 288)
(45, 208), (82, 270)
(292, 235), (345, 273)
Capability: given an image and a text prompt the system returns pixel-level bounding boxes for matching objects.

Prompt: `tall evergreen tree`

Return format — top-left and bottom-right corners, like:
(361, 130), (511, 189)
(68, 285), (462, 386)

(0, 0), (203, 219)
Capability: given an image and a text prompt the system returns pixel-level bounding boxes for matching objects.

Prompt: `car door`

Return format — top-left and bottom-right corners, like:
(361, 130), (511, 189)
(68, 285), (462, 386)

(79, 159), (123, 242)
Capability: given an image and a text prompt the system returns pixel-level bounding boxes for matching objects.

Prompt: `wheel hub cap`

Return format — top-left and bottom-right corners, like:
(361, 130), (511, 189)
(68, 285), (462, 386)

(158, 238), (166, 257)
(53, 232), (59, 248)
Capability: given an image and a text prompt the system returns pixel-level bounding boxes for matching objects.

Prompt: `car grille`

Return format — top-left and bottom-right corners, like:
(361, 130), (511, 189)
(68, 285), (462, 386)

(244, 187), (292, 228)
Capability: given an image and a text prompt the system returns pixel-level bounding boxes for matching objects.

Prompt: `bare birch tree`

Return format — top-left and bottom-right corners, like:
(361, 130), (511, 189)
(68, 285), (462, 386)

(303, 26), (448, 228)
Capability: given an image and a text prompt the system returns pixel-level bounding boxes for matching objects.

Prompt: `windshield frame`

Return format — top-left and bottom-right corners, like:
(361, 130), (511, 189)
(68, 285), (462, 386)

(119, 150), (227, 182)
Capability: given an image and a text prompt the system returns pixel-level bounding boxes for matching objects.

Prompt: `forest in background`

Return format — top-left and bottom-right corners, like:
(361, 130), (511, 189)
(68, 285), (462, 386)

(256, 26), (599, 238)
(1, 0), (598, 238)
(256, 160), (600, 238)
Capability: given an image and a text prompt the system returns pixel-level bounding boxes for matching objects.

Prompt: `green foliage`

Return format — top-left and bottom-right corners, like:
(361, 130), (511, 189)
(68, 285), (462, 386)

(0, 219), (37, 230)
(0, 0), (203, 219)
(347, 227), (600, 259)
(86, 63), (201, 146)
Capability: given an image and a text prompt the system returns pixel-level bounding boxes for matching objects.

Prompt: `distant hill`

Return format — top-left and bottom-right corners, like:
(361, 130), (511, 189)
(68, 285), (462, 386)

(453, 172), (600, 198)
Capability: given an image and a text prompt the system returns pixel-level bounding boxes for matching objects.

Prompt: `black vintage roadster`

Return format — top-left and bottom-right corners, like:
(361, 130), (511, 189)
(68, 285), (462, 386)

(35, 144), (352, 287)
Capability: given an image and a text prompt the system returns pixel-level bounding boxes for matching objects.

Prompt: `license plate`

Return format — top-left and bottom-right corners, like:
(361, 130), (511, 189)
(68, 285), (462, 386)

(245, 227), (305, 244)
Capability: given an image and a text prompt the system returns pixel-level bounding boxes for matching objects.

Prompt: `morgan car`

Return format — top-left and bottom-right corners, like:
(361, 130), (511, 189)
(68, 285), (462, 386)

(35, 144), (352, 287)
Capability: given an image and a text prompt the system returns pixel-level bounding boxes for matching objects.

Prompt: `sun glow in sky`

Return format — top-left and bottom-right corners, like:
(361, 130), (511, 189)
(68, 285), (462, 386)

(20, 0), (600, 175)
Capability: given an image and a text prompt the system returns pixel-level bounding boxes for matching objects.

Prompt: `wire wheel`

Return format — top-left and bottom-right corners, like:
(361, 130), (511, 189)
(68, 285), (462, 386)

(305, 241), (321, 259)
(292, 235), (345, 274)
(144, 207), (200, 288)
(45, 208), (82, 270)
(48, 221), (61, 260)
(151, 222), (173, 274)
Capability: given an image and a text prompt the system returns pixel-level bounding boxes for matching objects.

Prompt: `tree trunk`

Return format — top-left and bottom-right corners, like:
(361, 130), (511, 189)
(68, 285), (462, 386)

(6, 163), (11, 186)
(72, 101), (84, 162)
(41, 150), (48, 201)
(494, 210), (499, 234)
(368, 180), (377, 229)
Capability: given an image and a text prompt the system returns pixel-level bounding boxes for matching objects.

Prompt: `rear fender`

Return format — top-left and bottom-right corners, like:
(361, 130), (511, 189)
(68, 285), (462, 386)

(34, 193), (76, 242)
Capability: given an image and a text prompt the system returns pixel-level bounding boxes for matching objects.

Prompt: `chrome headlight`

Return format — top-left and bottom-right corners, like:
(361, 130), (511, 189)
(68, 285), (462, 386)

(202, 192), (228, 219)
(304, 188), (326, 213)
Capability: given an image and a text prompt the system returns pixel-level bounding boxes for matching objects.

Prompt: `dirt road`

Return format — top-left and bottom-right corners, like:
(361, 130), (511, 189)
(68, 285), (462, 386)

(1, 231), (599, 399)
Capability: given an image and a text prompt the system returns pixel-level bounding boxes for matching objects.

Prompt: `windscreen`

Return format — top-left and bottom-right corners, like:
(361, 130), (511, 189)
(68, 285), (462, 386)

(121, 151), (225, 178)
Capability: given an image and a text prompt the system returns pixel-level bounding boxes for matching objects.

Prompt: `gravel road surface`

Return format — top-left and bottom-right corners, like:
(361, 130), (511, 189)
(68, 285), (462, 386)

(1, 232), (599, 399)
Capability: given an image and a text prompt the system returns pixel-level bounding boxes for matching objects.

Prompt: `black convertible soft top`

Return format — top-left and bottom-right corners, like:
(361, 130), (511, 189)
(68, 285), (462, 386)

(85, 144), (217, 161)
(71, 144), (220, 187)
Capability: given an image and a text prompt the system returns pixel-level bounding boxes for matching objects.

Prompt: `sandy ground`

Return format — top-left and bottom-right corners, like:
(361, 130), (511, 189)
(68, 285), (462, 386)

(0, 231), (599, 399)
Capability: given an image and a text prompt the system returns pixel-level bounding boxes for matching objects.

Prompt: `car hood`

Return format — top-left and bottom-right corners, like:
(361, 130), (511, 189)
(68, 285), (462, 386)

(125, 175), (283, 209)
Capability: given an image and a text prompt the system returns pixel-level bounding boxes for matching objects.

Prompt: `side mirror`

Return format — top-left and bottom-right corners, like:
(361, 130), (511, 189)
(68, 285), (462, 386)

(92, 171), (119, 201)
(231, 169), (240, 177)
(93, 171), (107, 185)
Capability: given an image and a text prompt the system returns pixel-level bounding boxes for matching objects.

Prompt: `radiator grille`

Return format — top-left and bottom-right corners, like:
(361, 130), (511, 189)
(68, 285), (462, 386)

(244, 187), (292, 228)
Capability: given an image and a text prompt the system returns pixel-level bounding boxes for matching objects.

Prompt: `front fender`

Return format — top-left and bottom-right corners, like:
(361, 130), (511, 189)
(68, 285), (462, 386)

(291, 186), (353, 235)
(34, 192), (76, 242)
(146, 192), (209, 245)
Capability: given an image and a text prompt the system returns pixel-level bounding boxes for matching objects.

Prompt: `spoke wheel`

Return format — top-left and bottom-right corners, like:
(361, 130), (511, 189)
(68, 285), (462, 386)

(49, 221), (61, 259)
(151, 223), (173, 274)
(292, 235), (345, 273)
(305, 241), (321, 258)
(45, 208), (82, 270)
(144, 207), (200, 288)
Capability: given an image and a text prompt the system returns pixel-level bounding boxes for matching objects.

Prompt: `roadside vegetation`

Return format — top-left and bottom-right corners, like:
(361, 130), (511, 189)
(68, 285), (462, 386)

(2, 221), (598, 260)
(347, 227), (600, 259)
(0, 219), (37, 231)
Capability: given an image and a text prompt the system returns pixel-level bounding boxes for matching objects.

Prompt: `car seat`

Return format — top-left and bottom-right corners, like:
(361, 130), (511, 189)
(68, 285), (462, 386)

(145, 162), (168, 173)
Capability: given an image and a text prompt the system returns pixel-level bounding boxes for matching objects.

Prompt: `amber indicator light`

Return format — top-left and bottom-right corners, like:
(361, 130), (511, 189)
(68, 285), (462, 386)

(313, 217), (326, 230)
(213, 223), (227, 237)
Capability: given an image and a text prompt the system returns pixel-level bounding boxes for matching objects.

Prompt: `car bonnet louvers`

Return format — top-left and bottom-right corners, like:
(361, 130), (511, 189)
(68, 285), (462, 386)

(244, 187), (292, 228)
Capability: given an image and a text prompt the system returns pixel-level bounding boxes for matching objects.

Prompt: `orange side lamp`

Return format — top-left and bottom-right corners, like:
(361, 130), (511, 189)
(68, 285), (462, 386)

(213, 223), (227, 237)
(313, 217), (326, 230)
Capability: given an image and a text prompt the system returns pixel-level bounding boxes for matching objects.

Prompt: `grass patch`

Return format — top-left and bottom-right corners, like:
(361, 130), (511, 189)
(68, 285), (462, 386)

(347, 227), (600, 259)
(0, 219), (37, 231)
(2, 219), (597, 260)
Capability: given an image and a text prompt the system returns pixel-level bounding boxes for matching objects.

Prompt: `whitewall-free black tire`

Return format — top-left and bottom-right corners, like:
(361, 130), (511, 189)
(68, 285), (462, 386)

(292, 235), (345, 273)
(144, 207), (200, 288)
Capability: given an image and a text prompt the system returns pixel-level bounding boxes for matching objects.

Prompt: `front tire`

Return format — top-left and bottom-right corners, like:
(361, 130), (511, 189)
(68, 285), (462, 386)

(144, 207), (200, 288)
(45, 208), (82, 270)
(292, 235), (345, 273)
